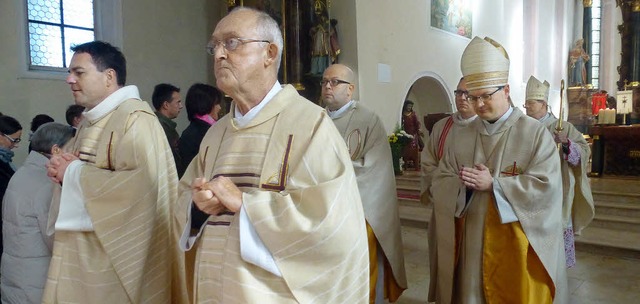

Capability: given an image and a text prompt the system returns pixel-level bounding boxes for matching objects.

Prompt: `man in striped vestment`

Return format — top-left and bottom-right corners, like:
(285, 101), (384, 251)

(44, 41), (188, 303)
(177, 7), (370, 303)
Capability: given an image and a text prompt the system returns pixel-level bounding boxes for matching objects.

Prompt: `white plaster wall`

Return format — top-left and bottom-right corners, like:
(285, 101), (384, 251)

(337, 0), (586, 132)
(0, 0), (220, 165)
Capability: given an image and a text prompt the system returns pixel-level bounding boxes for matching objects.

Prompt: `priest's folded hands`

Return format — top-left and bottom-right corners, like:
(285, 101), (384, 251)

(459, 163), (493, 191)
(191, 176), (244, 214)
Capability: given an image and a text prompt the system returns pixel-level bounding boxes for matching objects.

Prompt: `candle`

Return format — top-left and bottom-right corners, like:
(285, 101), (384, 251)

(598, 108), (605, 124)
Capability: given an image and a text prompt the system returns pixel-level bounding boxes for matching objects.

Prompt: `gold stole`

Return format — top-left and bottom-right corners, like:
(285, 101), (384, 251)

(481, 195), (554, 303)
(367, 223), (404, 303)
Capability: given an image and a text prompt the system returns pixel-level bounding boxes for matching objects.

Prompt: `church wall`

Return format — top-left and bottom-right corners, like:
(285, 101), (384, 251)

(0, 0), (220, 165)
(341, 0), (584, 132)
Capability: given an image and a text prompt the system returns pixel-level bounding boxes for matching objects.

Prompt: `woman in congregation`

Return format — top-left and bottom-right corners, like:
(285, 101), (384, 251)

(178, 83), (224, 177)
(1, 122), (75, 304)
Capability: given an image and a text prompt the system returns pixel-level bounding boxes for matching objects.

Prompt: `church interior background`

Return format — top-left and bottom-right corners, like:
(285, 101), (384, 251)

(1, 0), (640, 302)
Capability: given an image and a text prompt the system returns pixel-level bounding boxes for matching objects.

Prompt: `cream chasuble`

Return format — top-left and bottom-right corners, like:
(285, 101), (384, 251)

(329, 101), (408, 294)
(431, 107), (568, 304)
(177, 85), (369, 303)
(422, 112), (476, 302)
(43, 86), (188, 304)
(539, 114), (594, 234)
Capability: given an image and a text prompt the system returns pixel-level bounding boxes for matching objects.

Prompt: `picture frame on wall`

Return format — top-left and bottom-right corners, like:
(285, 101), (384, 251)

(430, 0), (472, 38)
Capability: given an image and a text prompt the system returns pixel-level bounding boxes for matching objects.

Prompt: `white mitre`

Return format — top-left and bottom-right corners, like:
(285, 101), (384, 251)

(461, 36), (510, 91)
(525, 75), (550, 101)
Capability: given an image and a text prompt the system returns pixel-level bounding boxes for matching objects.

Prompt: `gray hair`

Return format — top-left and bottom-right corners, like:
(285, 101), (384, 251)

(232, 7), (284, 72)
(30, 122), (75, 154)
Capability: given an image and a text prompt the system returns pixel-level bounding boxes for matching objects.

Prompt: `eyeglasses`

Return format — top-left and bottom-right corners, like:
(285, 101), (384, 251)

(2, 133), (21, 144)
(466, 86), (504, 104)
(523, 100), (543, 107)
(206, 37), (271, 54)
(454, 90), (469, 98)
(320, 79), (351, 87)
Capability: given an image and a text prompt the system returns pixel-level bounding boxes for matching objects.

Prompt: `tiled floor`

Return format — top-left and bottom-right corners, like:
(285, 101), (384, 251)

(395, 226), (640, 304)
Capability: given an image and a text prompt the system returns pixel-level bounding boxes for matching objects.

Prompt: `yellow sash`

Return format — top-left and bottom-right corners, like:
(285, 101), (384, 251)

(482, 196), (554, 303)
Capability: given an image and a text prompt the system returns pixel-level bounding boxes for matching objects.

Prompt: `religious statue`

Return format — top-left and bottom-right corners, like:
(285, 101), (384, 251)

(309, 0), (339, 76)
(568, 38), (590, 86)
(401, 100), (424, 171)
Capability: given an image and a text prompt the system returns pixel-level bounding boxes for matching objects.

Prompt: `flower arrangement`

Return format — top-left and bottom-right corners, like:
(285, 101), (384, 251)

(388, 125), (414, 175)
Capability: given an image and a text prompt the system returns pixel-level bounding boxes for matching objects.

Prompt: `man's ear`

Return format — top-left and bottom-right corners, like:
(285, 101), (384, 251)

(265, 43), (278, 67)
(105, 68), (117, 87)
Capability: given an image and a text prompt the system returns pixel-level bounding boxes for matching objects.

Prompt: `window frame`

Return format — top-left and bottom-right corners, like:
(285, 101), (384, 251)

(17, 0), (122, 80)
(590, 0), (602, 88)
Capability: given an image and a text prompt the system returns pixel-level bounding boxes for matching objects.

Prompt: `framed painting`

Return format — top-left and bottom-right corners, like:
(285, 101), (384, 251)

(430, 0), (472, 38)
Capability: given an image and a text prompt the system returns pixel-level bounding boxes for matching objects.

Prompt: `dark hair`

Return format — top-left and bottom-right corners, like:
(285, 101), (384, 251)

(65, 104), (85, 126)
(185, 83), (224, 121)
(30, 114), (54, 132)
(30, 122), (75, 154)
(0, 115), (22, 135)
(403, 100), (415, 112)
(71, 41), (127, 86)
(152, 83), (181, 110)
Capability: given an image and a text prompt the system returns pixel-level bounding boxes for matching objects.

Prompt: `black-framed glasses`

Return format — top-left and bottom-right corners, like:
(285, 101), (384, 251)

(454, 90), (469, 97)
(320, 79), (351, 87)
(2, 133), (21, 144)
(206, 37), (271, 55)
(466, 86), (504, 104)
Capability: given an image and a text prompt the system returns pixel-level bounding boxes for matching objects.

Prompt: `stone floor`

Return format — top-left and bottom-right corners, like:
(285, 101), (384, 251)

(394, 226), (640, 304)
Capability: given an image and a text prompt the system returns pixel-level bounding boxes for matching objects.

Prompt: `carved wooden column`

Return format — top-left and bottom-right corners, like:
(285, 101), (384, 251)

(283, 0), (308, 89)
(583, 0), (593, 85)
(630, 1), (640, 84)
(616, 0), (640, 89)
(616, 0), (640, 123)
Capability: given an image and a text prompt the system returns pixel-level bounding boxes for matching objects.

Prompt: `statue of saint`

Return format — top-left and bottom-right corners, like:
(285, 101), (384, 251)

(568, 39), (590, 86)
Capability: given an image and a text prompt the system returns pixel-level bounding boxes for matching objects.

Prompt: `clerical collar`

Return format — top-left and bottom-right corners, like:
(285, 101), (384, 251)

(234, 81), (282, 128)
(482, 106), (513, 134)
(84, 85), (141, 122)
(327, 100), (355, 119)
(453, 112), (477, 126)
(537, 112), (552, 123)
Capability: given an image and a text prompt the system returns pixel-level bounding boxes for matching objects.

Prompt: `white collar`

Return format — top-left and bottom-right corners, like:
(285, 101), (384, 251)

(327, 100), (355, 119)
(84, 85), (141, 121)
(538, 112), (552, 123)
(482, 106), (514, 135)
(453, 112), (477, 126)
(233, 81), (282, 128)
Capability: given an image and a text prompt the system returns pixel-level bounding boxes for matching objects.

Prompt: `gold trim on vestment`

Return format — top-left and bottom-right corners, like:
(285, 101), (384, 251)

(262, 134), (294, 191)
(346, 129), (362, 161)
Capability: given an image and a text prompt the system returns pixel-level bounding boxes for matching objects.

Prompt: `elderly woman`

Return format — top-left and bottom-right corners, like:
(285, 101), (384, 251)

(1, 122), (75, 304)
(178, 83), (224, 177)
